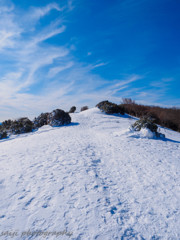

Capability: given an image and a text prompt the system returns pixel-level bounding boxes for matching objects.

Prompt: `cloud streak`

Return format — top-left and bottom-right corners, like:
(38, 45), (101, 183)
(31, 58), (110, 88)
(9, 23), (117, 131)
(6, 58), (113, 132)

(29, 3), (64, 21)
(0, 1), (72, 119)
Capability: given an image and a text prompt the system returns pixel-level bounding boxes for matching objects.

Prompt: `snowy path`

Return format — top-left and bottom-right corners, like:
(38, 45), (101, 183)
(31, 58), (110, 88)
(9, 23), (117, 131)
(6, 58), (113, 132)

(0, 108), (180, 239)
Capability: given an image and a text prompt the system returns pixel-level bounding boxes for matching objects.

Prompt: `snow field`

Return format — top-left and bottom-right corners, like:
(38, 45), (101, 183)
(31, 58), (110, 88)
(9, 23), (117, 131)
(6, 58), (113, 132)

(0, 108), (180, 239)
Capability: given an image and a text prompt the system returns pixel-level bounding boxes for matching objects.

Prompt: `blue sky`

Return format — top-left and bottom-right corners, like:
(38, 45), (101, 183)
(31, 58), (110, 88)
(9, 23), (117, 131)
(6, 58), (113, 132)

(0, 0), (179, 120)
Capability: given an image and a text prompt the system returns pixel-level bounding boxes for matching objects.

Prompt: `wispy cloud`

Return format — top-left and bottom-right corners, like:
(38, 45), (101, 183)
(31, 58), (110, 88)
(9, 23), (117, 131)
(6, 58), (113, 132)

(48, 62), (74, 78)
(29, 3), (64, 21)
(0, 1), (72, 120)
(91, 62), (108, 69)
(0, 5), (21, 50)
(0, 0), (178, 121)
(106, 74), (143, 95)
(30, 25), (66, 46)
(67, 0), (75, 11)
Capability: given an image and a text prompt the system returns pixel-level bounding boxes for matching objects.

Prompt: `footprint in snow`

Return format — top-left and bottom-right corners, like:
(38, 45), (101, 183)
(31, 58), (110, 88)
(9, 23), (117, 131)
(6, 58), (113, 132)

(42, 196), (52, 208)
(92, 159), (101, 166)
(18, 195), (25, 200)
(59, 186), (64, 192)
(25, 197), (35, 207)
(110, 206), (117, 215)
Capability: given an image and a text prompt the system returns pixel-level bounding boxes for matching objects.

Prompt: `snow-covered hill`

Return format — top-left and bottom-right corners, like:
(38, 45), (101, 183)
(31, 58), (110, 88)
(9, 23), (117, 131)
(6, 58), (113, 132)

(0, 108), (180, 240)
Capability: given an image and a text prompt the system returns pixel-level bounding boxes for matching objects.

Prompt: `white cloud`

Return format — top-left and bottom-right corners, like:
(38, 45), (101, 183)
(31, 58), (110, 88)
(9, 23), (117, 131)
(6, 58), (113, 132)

(28, 3), (64, 22)
(91, 62), (108, 69)
(0, 9), (21, 50)
(0, 31), (15, 49)
(48, 62), (74, 78)
(162, 78), (174, 82)
(32, 25), (66, 46)
(106, 74), (143, 95)
(0, 0), (14, 13)
(113, 74), (142, 88)
(0, 1), (73, 120)
(21, 50), (69, 89)
(67, 0), (75, 11)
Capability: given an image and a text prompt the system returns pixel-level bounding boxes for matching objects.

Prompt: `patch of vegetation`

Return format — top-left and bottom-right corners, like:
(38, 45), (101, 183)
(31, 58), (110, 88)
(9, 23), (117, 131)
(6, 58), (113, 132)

(69, 106), (76, 113)
(0, 131), (7, 140)
(81, 106), (89, 111)
(0, 117), (34, 135)
(131, 116), (165, 138)
(33, 113), (49, 128)
(120, 98), (180, 132)
(96, 100), (124, 115)
(0, 109), (71, 140)
(47, 109), (71, 127)
(132, 116), (158, 132)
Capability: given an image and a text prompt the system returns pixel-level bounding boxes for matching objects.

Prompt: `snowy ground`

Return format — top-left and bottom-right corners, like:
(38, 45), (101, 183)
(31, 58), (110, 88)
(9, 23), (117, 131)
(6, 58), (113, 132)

(0, 108), (180, 240)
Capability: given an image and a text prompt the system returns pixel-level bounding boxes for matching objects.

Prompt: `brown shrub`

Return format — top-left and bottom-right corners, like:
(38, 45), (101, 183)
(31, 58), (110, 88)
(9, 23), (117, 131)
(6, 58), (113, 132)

(120, 101), (180, 132)
(122, 98), (135, 105)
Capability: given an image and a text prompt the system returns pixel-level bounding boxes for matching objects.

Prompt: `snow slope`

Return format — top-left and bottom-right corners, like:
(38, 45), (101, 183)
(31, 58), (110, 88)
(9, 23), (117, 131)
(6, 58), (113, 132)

(0, 108), (180, 240)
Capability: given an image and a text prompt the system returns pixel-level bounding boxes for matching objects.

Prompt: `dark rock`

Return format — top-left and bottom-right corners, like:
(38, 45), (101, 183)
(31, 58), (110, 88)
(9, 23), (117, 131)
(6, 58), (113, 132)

(47, 109), (71, 127)
(96, 100), (124, 115)
(69, 106), (76, 113)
